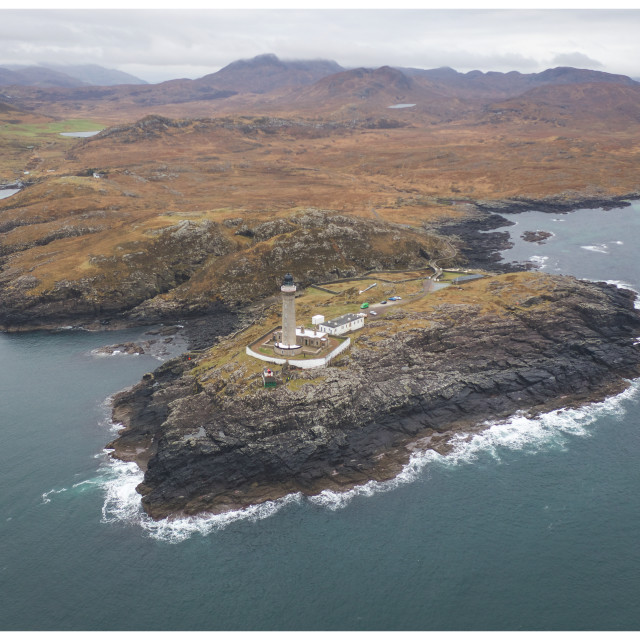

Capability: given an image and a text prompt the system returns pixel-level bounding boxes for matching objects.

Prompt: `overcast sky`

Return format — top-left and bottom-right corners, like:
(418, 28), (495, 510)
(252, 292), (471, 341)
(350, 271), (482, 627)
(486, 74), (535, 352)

(1, 7), (640, 83)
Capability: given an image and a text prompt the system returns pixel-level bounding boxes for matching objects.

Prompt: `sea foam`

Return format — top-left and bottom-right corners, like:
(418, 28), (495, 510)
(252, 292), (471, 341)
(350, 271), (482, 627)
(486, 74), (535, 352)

(527, 255), (549, 269)
(41, 487), (68, 504)
(604, 280), (640, 310)
(99, 455), (303, 543)
(310, 378), (640, 511)
(96, 379), (640, 540)
(581, 244), (609, 254)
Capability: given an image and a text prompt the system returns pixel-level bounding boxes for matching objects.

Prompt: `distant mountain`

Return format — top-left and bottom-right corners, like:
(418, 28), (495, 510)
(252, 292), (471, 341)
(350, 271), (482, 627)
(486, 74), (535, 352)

(0, 65), (88, 88)
(309, 66), (414, 99)
(533, 66), (637, 86)
(0, 68), (24, 86)
(194, 53), (344, 94)
(4, 55), (640, 124)
(0, 64), (147, 87)
(397, 65), (639, 100)
(48, 64), (148, 86)
(0, 54), (345, 109)
(284, 65), (472, 119)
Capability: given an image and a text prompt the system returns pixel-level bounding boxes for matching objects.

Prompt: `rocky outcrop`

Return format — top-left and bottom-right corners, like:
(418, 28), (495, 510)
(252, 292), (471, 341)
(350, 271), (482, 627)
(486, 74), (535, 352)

(521, 230), (553, 244)
(0, 218), (236, 330)
(431, 211), (519, 272)
(0, 208), (444, 331)
(108, 273), (640, 520)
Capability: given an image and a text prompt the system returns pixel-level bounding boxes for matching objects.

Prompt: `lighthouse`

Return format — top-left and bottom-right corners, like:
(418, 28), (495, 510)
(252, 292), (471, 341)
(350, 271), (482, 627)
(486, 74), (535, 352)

(280, 272), (297, 347)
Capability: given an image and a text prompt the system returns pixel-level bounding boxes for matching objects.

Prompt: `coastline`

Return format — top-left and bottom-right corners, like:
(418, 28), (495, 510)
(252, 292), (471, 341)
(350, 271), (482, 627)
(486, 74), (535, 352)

(4, 191), (640, 520)
(107, 273), (640, 520)
(1, 190), (638, 337)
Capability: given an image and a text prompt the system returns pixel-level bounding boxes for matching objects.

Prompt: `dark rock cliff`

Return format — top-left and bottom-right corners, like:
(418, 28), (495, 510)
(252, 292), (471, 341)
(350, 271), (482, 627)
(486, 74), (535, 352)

(108, 274), (640, 519)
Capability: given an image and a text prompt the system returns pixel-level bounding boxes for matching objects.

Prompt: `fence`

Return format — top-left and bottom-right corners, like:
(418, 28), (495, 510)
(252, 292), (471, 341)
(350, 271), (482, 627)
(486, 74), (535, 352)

(246, 337), (351, 369)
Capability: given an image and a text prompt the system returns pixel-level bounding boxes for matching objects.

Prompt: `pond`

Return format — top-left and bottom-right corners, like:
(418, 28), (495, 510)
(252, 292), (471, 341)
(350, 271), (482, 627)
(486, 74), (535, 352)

(59, 131), (102, 138)
(0, 188), (21, 200)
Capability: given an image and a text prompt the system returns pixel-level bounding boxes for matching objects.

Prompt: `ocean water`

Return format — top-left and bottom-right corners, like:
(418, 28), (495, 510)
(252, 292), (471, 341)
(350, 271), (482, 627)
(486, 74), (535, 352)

(2, 204), (640, 630)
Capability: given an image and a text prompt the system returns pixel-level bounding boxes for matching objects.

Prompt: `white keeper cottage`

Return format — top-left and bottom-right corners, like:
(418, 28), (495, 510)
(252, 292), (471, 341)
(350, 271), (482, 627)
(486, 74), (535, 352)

(318, 312), (365, 336)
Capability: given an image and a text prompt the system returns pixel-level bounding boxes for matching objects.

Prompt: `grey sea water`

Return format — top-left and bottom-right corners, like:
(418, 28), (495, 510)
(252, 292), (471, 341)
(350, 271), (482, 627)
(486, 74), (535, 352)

(1, 204), (640, 631)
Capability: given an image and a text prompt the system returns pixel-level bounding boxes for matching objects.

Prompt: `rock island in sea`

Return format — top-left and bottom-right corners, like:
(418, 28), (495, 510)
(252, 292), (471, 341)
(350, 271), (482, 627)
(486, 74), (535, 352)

(108, 271), (640, 520)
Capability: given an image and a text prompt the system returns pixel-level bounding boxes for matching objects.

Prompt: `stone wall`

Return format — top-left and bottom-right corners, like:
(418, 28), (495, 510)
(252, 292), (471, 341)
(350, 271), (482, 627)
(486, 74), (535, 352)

(246, 337), (350, 369)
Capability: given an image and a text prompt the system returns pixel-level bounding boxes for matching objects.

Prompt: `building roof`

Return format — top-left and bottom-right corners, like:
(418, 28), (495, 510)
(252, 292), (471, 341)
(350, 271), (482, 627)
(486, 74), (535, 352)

(296, 327), (327, 339)
(320, 313), (363, 328)
(452, 274), (485, 284)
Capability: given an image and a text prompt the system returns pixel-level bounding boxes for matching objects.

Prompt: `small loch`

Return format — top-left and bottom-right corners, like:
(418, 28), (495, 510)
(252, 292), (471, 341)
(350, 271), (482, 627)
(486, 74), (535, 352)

(60, 131), (102, 138)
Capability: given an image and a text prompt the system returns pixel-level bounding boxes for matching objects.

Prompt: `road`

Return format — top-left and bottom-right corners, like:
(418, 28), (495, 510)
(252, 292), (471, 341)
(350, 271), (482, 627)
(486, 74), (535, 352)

(428, 236), (457, 281)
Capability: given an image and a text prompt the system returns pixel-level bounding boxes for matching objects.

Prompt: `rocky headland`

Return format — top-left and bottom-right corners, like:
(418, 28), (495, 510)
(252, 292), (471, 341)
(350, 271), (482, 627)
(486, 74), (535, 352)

(108, 272), (640, 520)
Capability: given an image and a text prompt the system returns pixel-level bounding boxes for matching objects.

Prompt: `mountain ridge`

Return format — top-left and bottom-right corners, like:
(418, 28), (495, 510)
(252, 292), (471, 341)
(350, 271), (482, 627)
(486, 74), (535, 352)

(0, 64), (147, 87)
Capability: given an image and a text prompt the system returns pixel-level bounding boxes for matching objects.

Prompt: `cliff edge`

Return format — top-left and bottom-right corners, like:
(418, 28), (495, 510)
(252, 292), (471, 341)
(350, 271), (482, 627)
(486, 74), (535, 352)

(108, 272), (640, 519)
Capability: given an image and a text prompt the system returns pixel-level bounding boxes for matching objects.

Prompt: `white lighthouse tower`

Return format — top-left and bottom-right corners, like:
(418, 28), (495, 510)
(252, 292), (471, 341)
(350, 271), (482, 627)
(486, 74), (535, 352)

(280, 272), (297, 347)
(273, 273), (302, 356)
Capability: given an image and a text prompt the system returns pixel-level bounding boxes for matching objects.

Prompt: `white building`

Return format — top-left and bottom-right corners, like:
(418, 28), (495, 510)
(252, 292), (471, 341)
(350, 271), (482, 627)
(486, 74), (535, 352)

(318, 313), (365, 336)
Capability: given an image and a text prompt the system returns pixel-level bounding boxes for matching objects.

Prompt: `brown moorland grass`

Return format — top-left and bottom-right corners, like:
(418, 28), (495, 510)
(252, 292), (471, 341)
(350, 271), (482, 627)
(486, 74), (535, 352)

(2, 91), (640, 322)
(186, 271), (564, 392)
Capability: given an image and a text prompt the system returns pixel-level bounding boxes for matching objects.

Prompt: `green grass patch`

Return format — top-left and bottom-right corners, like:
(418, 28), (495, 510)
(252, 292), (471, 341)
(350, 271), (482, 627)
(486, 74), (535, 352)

(1, 119), (105, 139)
(438, 270), (471, 282)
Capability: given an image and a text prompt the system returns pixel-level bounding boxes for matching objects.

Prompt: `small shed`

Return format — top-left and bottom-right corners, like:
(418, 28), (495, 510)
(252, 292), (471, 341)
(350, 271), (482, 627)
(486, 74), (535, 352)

(262, 368), (277, 388)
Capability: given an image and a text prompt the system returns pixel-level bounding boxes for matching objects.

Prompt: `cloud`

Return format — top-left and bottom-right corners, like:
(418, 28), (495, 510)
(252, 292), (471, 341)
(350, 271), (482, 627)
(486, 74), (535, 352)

(551, 52), (603, 69)
(0, 9), (639, 83)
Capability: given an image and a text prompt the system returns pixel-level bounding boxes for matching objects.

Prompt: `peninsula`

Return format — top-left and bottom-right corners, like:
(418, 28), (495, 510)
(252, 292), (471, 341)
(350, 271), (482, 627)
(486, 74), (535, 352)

(3, 55), (640, 519)
(109, 271), (640, 519)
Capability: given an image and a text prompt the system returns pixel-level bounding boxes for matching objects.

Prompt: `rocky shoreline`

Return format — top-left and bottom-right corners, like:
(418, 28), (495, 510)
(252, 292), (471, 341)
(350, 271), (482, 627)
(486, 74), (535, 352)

(431, 192), (640, 274)
(3, 185), (639, 519)
(108, 273), (640, 520)
(473, 192), (640, 215)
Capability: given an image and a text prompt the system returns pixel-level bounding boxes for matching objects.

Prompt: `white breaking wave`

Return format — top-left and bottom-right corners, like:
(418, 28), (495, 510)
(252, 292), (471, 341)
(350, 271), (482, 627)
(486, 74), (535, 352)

(581, 241), (624, 254)
(604, 280), (640, 310)
(96, 380), (640, 539)
(41, 477), (104, 505)
(310, 378), (640, 511)
(528, 255), (548, 269)
(99, 455), (303, 543)
(41, 487), (68, 504)
(90, 349), (141, 357)
(581, 244), (609, 254)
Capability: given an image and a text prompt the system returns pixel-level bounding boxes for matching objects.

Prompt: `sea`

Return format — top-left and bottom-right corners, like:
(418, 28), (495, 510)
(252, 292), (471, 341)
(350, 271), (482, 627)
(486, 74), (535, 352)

(1, 203), (640, 631)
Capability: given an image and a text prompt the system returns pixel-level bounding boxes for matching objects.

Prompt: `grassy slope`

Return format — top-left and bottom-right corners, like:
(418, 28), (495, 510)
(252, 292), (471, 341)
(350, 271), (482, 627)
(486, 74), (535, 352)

(186, 271), (568, 397)
(1, 102), (639, 324)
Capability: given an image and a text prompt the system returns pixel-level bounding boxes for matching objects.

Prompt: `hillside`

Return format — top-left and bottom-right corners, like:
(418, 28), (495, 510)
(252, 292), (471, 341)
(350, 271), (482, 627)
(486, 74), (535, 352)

(2, 54), (640, 333)
(481, 82), (640, 130)
(0, 65), (87, 88)
(400, 65), (638, 98)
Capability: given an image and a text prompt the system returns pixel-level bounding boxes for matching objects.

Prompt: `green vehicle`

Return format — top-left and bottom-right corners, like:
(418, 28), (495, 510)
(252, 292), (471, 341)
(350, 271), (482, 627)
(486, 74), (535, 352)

(360, 302), (369, 309)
